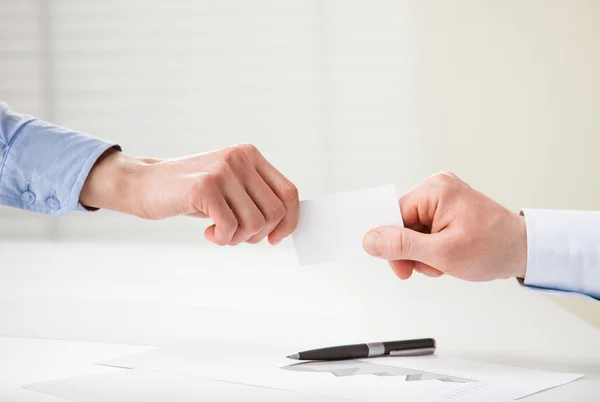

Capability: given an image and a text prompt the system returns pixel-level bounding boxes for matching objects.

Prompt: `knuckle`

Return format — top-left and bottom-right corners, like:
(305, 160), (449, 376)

(211, 161), (231, 181)
(222, 146), (250, 167)
(267, 202), (286, 222)
(280, 182), (299, 203)
(236, 143), (259, 156)
(246, 214), (266, 234)
(429, 172), (459, 195)
(441, 171), (459, 180)
(221, 217), (238, 234)
(424, 175), (438, 188)
(390, 231), (410, 257)
(430, 172), (454, 186)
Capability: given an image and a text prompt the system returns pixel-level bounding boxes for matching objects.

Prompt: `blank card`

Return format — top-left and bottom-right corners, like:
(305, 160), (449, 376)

(292, 185), (403, 265)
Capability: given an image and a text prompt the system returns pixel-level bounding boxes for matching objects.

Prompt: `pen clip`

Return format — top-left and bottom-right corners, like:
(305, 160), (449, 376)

(389, 347), (436, 357)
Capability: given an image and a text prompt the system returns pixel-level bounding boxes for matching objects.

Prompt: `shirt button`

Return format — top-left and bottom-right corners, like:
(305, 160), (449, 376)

(46, 197), (61, 210)
(21, 191), (36, 205)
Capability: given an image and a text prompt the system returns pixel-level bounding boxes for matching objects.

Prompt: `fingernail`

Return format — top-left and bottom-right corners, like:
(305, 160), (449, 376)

(271, 238), (282, 246)
(363, 231), (381, 256)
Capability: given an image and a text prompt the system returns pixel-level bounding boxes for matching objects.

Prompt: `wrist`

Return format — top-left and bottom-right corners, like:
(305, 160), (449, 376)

(80, 149), (151, 215)
(512, 213), (528, 279)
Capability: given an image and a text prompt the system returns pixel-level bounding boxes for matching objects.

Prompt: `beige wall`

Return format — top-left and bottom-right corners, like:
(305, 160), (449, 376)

(409, 1), (600, 215)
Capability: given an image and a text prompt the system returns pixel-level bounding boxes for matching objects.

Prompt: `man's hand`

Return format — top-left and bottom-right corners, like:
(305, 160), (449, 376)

(80, 144), (299, 246)
(362, 173), (527, 281)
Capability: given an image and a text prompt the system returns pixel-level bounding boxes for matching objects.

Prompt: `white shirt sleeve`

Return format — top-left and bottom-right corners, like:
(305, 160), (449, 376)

(521, 209), (600, 301)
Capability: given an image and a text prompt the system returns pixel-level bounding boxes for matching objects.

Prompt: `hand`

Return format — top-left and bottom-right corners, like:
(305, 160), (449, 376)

(362, 173), (527, 281)
(80, 144), (299, 246)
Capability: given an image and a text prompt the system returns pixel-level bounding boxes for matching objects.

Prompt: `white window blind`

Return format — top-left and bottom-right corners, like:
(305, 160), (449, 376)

(1, 0), (416, 242)
(326, 1), (419, 193)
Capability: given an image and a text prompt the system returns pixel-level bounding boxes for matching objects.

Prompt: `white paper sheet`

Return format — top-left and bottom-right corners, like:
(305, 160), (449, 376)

(96, 346), (583, 402)
(292, 185), (403, 265)
(24, 369), (343, 402)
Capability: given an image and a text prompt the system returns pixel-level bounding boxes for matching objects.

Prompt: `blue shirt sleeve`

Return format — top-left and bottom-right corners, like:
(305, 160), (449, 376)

(0, 102), (119, 216)
(521, 208), (600, 302)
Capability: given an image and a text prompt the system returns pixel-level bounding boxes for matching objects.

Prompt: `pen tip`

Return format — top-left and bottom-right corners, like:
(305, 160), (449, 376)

(287, 353), (300, 360)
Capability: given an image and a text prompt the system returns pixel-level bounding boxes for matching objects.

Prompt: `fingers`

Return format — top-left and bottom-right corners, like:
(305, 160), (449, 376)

(368, 173), (462, 280)
(413, 262), (444, 277)
(194, 144), (299, 246)
(186, 211), (209, 218)
(249, 148), (299, 245)
(222, 174), (266, 246)
(363, 226), (438, 263)
(389, 260), (443, 280)
(398, 172), (462, 231)
(389, 260), (414, 280)
(202, 192), (238, 245)
(398, 186), (434, 230)
(243, 169), (286, 244)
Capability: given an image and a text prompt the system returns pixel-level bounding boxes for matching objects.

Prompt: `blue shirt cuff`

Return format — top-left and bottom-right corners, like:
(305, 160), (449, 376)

(0, 117), (119, 217)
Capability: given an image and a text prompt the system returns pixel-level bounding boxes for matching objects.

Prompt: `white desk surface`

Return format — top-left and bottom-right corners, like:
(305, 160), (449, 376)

(1, 242), (599, 401)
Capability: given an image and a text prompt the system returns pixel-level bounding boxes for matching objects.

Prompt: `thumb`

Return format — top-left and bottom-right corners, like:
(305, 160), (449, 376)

(363, 226), (436, 262)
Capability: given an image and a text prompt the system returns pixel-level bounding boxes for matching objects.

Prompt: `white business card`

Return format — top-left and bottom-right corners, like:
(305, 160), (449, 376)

(292, 185), (404, 265)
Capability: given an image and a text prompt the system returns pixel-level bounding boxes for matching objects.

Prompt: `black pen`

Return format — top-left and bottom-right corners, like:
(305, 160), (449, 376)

(286, 338), (436, 361)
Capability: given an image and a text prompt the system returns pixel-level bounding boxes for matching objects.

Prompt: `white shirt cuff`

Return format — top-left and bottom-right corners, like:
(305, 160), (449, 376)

(521, 208), (600, 300)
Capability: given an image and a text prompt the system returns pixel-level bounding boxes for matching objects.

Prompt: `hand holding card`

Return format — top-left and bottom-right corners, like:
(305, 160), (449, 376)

(292, 185), (403, 266)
